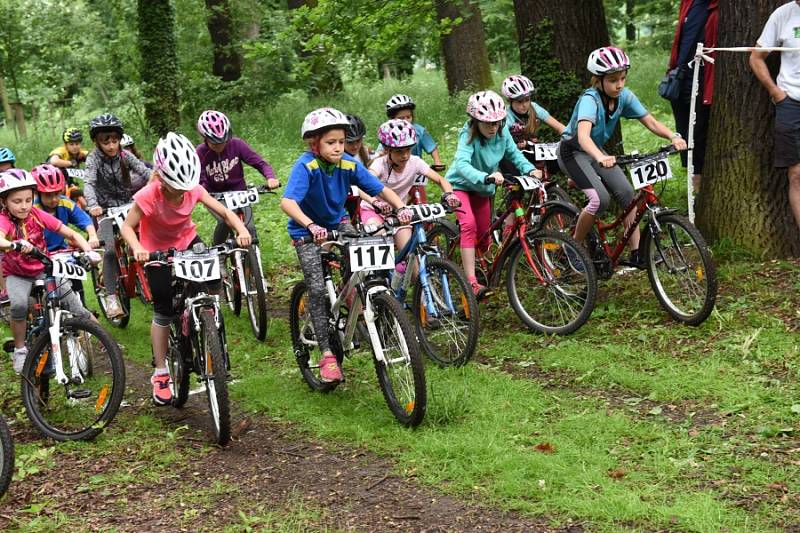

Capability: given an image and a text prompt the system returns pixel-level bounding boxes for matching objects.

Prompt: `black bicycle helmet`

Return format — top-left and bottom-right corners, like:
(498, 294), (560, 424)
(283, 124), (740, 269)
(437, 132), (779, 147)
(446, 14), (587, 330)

(89, 113), (124, 141)
(345, 114), (366, 142)
(63, 127), (83, 143)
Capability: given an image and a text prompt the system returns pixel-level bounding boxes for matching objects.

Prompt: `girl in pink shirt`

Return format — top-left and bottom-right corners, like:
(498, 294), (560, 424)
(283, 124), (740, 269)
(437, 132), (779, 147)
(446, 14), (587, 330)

(0, 169), (95, 373)
(121, 132), (251, 406)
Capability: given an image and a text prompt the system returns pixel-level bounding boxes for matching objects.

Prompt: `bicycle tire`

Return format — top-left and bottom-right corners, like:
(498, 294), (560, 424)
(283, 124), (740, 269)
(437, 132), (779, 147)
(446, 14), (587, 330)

(412, 256), (479, 367)
(199, 309), (230, 445)
(539, 203), (614, 280)
(0, 414), (14, 498)
(135, 273), (149, 305)
(544, 183), (572, 205)
(167, 321), (191, 408)
(642, 213), (717, 326)
(21, 317), (125, 441)
(506, 229), (597, 335)
(370, 291), (426, 427)
(426, 221), (460, 260)
(90, 262), (130, 328)
(223, 254), (242, 316)
(289, 282), (341, 393)
(244, 248), (269, 341)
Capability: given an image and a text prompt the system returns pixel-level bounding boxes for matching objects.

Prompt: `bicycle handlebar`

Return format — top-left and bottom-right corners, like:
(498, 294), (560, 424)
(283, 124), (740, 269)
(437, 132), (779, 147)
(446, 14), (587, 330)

(210, 183), (281, 200)
(144, 238), (257, 265)
(615, 145), (681, 167)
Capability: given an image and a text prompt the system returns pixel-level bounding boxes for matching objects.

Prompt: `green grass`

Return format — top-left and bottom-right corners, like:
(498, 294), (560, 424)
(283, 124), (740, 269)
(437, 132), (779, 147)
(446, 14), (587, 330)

(1, 44), (799, 531)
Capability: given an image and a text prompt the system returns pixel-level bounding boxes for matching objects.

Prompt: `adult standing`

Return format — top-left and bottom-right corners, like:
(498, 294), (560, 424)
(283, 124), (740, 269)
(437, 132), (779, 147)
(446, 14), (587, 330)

(750, 1), (800, 230)
(668, 0), (719, 192)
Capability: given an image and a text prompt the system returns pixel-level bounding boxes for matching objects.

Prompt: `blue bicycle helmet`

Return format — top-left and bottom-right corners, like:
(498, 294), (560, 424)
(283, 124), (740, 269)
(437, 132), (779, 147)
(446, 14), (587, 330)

(0, 147), (15, 164)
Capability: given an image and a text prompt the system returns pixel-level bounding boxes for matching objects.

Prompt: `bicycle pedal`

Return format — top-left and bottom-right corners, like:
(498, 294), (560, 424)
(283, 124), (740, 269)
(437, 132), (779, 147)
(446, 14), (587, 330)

(68, 388), (92, 400)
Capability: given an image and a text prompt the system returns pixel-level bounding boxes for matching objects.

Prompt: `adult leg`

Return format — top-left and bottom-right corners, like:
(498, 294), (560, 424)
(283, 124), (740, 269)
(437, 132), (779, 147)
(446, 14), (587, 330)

(788, 163), (800, 228)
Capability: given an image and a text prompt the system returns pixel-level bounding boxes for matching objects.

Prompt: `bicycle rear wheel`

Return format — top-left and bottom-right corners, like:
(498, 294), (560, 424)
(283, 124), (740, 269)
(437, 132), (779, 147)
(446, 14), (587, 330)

(166, 321), (191, 408)
(369, 291), (426, 427)
(0, 414), (13, 498)
(199, 309), (230, 445)
(412, 256), (479, 367)
(426, 220), (460, 260)
(289, 282), (340, 393)
(91, 263), (130, 328)
(244, 248), (269, 341)
(506, 229), (597, 335)
(21, 318), (125, 441)
(643, 213), (717, 325)
(223, 254), (242, 316)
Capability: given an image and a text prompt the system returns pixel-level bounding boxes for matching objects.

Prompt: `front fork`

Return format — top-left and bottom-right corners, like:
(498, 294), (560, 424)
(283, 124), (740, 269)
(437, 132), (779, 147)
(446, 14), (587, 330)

(47, 308), (78, 386)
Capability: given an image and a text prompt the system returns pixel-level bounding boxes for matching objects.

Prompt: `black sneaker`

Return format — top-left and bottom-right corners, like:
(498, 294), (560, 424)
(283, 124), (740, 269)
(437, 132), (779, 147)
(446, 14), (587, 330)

(626, 249), (647, 270)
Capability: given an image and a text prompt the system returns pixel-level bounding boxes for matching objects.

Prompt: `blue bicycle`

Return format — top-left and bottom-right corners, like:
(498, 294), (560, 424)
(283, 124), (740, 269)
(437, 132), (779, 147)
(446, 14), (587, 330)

(382, 203), (479, 367)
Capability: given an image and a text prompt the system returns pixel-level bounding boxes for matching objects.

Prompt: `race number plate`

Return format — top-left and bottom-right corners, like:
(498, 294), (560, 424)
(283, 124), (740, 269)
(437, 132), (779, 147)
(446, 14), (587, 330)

(108, 203), (133, 229)
(408, 203), (446, 222)
(533, 143), (559, 161)
(348, 237), (394, 273)
(515, 175), (544, 191)
(350, 185), (360, 197)
(51, 254), (87, 281)
(173, 251), (221, 282)
(65, 168), (86, 180)
(223, 187), (260, 210)
(412, 173), (428, 186)
(630, 154), (672, 190)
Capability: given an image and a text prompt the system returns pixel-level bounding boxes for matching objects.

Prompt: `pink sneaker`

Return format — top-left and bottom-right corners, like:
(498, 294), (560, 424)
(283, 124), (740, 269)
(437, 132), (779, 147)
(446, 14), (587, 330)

(151, 373), (172, 406)
(319, 353), (343, 383)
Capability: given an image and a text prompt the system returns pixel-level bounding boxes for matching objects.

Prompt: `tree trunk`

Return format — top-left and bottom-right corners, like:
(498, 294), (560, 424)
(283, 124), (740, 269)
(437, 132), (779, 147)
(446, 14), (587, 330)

(288, 0), (343, 96)
(204, 0), (242, 81)
(697, 0), (800, 257)
(435, 0), (493, 94)
(626, 0), (636, 42)
(513, 0), (616, 146)
(0, 76), (13, 127)
(137, 0), (180, 136)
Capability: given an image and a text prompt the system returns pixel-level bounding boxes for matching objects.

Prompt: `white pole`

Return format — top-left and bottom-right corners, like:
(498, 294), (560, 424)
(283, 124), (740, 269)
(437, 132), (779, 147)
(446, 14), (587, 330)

(687, 42), (704, 224)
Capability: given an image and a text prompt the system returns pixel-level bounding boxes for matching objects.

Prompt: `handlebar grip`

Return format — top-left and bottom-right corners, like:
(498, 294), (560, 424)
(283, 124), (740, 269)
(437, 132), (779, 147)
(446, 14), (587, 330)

(299, 229), (339, 244)
(484, 175), (496, 184)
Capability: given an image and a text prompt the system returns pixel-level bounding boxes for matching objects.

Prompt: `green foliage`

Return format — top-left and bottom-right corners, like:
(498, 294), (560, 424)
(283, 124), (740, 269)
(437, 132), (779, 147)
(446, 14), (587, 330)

(605, 0), (680, 49)
(480, 0), (519, 68)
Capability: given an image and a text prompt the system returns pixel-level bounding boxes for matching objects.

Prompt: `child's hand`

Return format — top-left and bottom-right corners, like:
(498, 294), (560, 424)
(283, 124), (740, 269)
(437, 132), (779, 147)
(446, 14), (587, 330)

(672, 137), (688, 151)
(307, 223), (328, 244)
(236, 230), (252, 248)
(528, 169), (543, 179)
(12, 240), (34, 254)
(86, 251), (102, 265)
(88, 236), (100, 249)
(89, 206), (103, 217)
(267, 178), (281, 190)
(488, 171), (504, 185)
(372, 199), (392, 215)
(133, 246), (150, 262)
(441, 192), (461, 208)
(596, 155), (616, 168)
(397, 207), (413, 224)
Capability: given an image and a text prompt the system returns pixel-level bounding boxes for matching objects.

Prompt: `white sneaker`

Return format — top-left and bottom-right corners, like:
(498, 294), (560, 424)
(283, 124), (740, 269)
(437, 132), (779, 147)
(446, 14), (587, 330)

(105, 294), (124, 318)
(12, 346), (27, 374)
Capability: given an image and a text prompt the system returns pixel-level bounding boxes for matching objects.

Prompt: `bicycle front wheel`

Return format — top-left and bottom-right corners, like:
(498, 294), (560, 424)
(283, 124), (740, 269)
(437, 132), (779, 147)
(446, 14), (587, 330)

(412, 256), (479, 367)
(223, 254), (242, 316)
(166, 321), (191, 408)
(21, 318), (125, 441)
(643, 213), (717, 325)
(199, 309), (230, 446)
(244, 248), (269, 341)
(0, 414), (13, 498)
(369, 291), (426, 427)
(506, 229), (597, 335)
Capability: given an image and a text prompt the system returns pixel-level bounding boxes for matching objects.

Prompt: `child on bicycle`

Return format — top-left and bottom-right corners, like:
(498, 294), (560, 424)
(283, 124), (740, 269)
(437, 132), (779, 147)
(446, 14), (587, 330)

(196, 110), (279, 245)
(0, 169), (96, 373)
(281, 108), (411, 384)
(361, 119), (460, 267)
(344, 114), (374, 165)
(446, 90), (540, 300)
(83, 113), (151, 317)
(384, 94), (444, 168)
(121, 134), (154, 169)
(0, 148), (15, 172)
(48, 128), (89, 172)
(557, 47), (687, 268)
(121, 132), (251, 406)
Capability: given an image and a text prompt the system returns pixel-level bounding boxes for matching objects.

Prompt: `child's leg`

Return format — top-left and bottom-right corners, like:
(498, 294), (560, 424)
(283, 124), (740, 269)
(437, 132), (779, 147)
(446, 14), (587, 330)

(145, 265), (175, 370)
(598, 165), (639, 250)
(98, 218), (120, 293)
(295, 242), (332, 355)
(472, 194), (493, 254)
(454, 191), (479, 280)
(6, 275), (34, 348)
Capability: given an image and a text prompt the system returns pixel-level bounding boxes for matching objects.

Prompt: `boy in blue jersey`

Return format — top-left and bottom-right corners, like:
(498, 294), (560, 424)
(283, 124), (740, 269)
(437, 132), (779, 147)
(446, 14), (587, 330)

(281, 107), (411, 384)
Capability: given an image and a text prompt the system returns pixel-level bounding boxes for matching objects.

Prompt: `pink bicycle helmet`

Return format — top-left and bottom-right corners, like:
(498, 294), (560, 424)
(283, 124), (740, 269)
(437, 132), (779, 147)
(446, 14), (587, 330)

(378, 119), (417, 149)
(587, 46), (631, 76)
(32, 164), (66, 193)
(501, 75), (535, 100)
(197, 110), (232, 144)
(466, 91), (507, 122)
(0, 168), (37, 198)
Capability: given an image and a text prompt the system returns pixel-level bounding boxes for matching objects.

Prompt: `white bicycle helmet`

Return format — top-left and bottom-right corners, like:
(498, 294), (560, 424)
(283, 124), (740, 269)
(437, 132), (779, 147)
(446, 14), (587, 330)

(587, 46), (631, 76)
(120, 133), (134, 148)
(0, 168), (37, 198)
(153, 132), (200, 191)
(301, 108), (350, 139)
(501, 75), (535, 100)
(466, 90), (507, 122)
(385, 94), (415, 117)
(378, 119), (418, 149)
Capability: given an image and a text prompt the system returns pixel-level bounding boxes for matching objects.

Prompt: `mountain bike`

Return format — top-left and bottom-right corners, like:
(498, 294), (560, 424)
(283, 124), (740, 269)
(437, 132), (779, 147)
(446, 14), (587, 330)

(90, 203), (153, 327)
(0, 414), (13, 498)
(148, 240), (242, 446)
(211, 186), (272, 341)
(289, 225), (427, 427)
(427, 175), (597, 335)
(382, 203), (479, 367)
(15, 246), (126, 441)
(540, 146), (717, 325)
